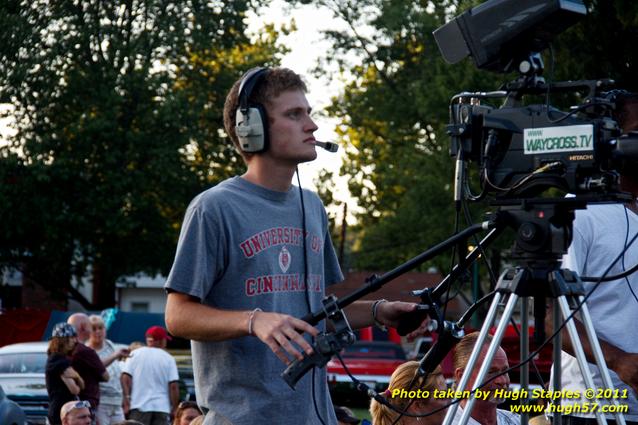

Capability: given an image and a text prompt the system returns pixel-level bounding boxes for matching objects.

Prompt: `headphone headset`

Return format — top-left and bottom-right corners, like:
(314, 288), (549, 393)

(235, 67), (270, 153)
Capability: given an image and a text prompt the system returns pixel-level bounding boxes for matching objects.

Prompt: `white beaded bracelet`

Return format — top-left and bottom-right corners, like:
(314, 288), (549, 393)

(247, 308), (262, 336)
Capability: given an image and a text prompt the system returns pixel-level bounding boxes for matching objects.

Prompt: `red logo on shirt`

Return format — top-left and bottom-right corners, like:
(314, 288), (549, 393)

(278, 246), (291, 273)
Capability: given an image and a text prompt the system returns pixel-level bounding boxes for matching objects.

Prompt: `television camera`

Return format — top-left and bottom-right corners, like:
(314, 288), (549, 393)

(284, 3), (637, 425)
(433, 2), (637, 425)
(433, 0), (638, 201)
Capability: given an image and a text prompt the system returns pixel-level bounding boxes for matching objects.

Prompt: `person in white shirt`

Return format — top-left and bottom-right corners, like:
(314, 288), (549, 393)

(121, 326), (179, 425)
(549, 91), (638, 425)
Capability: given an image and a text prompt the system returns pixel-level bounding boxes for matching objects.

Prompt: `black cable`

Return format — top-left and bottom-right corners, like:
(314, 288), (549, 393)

(335, 351), (458, 421)
(295, 171), (313, 331)
(457, 291), (495, 326)
(461, 201), (548, 389)
(311, 369), (325, 425)
(296, 168), (327, 425)
(388, 199), (490, 424)
(442, 209), (463, 322)
(544, 44), (555, 122)
(622, 206), (638, 304)
(391, 293), (497, 424)
(463, 201), (498, 286)
(580, 262), (638, 282)
(453, 223), (638, 415)
(387, 207), (464, 425)
(324, 199), (638, 422)
(456, 226), (638, 410)
(581, 206), (638, 283)
(350, 229), (638, 422)
(547, 101), (610, 124)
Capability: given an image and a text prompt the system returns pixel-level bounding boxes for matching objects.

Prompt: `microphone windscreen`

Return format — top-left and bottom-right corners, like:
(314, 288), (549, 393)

(325, 142), (339, 152)
(316, 141), (339, 152)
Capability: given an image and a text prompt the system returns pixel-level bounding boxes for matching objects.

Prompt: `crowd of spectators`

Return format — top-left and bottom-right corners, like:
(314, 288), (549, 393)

(45, 315), (202, 425)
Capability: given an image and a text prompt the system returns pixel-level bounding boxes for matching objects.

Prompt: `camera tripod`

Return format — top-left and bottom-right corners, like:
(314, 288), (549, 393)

(442, 201), (629, 425)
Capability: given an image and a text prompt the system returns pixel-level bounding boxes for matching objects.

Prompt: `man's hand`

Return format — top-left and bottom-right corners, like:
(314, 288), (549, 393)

(610, 352), (638, 396)
(376, 301), (431, 341)
(251, 311), (319, 366)
(116, 347), (130, 360)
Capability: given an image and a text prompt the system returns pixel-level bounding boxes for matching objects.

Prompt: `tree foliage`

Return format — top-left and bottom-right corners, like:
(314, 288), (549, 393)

(0, 0), (285, 308)
(551, 0), (638, 93)
(309, 0), (495, 272)
(313, 0), (638, 274)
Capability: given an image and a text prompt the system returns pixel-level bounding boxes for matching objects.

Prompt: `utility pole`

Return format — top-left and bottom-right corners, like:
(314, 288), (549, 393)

(339, 203), (347, 267)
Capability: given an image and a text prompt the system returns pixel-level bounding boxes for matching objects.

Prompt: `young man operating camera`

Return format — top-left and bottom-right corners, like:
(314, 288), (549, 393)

(164, 67), (428, 424)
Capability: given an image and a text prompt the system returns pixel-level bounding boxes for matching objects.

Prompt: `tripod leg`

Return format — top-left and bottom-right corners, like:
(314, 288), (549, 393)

(552, 299), (563, 425)
(442, 291), (505, 425)
(457, 293), (519, 425)
(556, 296), (608, 425)
(576, 296), (627, 425)
(521, 300), (530, 425)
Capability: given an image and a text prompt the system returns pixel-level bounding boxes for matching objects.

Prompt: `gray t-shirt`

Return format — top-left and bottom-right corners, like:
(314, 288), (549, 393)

(165, 176), (344, 425)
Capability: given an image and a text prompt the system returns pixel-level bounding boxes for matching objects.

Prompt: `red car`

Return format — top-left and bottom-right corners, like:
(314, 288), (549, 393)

(327, 340), (406, 404)
(499, 324), (553, 386)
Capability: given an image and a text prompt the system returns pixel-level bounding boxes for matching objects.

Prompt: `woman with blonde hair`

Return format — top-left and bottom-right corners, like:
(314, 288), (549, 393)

(87, 314), (130, 425)
(370, 361), (448, 425)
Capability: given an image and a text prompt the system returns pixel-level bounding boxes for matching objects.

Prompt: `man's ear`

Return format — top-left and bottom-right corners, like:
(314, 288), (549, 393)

(454, 367), (464, 384)
(405, 399), (422, 414)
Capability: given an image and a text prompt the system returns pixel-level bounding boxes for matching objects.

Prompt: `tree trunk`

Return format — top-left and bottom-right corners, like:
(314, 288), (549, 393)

(92, 261), (116, 309)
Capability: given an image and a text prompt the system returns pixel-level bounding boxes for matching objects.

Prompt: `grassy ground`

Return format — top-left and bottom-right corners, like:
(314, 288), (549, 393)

(348, 406), (372, 422)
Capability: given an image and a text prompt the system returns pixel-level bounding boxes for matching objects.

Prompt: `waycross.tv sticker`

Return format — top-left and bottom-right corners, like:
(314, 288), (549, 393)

(524, 125), (594, 155)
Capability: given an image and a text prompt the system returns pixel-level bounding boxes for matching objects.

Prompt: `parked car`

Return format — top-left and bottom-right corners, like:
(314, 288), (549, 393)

(327, 341), (406, 405)
(0, 384), (26, 425)
(407, 334), (458, 385)
(169, 349), (196, 401)
(499, 324), (552, 386)
(407, 335), (433, 361)
(0, 342), (49, 424)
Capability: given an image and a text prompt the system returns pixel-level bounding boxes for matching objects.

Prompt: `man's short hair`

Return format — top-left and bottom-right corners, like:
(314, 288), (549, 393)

(223, 67), (308, 161)
(60, 400), (91, 422)
(453, 331), (494, 372)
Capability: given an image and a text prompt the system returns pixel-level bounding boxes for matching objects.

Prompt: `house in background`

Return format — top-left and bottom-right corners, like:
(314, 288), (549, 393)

(1, 268), (168, 313)
(115, 273), (168, 313)
(3, 268), (453, 316)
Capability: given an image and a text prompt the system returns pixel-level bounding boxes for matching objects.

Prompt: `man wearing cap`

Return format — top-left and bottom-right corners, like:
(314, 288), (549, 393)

(121, 325), (179, 425)
(67, 313), (109, 414)
(61, 400), (92, 425)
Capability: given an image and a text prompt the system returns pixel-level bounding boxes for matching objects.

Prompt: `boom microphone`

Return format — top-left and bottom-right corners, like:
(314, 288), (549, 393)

(315, 141), (339, 152)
